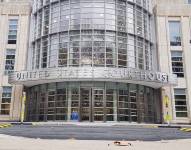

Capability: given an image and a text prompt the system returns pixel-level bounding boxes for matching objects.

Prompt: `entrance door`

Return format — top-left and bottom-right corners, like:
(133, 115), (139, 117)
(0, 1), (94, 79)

(80, 88), (91, 121)
(93, 89), (104, 121)
(80, 88), (105, 122)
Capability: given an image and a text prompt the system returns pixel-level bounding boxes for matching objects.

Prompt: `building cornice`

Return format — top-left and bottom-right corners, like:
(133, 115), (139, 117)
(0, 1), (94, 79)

(155, 4), (191, 17)
(0, 2), (31, 15)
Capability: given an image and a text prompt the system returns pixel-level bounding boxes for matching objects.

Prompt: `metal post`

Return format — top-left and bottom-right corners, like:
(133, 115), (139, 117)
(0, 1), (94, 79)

(20, 92), (26, 123)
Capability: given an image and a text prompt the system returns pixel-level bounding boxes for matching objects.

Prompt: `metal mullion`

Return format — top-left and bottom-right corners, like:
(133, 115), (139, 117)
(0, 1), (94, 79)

(141, 6), (146, 70)
(92, 23), (94, 67)
(34, 13), (38, 69)
(116, 83), (119, 122)
(78, 1), (82, 67)
(55, 0), (61, 68)
(135, 4), (138, 69)
(79, 86), (82, 121)
(69, 0), (73, 67)
(91, 88), (94, 122)
(77, 86), (80, 121)
(126, 1), (129, 68)
(103, 83), (106, 122)
(136, 84), (140, 122)
(104, 1), (106, 67)
(35, 86), (40, 121)
(39, 7), (44, 69)
(47, 3), (52, 68)
(115, 0), (118, 67)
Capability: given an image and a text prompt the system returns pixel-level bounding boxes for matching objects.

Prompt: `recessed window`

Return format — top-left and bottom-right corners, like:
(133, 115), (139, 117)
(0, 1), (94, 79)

(4, 49), (16, 75)
(0, 86), (12, 115)
(8, 19), (18, 44)
(171, 51), (184, 78)
(169, 21), (181, 46)
(174, 89), (188, 118)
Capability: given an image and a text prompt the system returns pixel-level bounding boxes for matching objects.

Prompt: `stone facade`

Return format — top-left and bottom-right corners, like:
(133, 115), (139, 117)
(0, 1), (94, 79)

(155, 0), (191, 123)
(0, 0), (31, 121)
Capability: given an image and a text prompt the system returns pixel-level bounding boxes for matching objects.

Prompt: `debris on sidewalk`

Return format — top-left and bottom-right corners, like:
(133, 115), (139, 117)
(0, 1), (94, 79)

(113, 141), (132, 146)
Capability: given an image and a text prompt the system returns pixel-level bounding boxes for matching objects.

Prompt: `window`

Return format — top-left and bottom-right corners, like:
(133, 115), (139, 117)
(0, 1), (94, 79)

(8, 19), (18, 44)
(169, 21), (181, 46)
(0, 87), (12, 115)
(174, 89), (188, 117)
(171, 51), (184, 77)
(188, 0), (191, 4)
(41, 37), (48, 68)
(43, 6), (49, 35)
(4, 49), (16, 75)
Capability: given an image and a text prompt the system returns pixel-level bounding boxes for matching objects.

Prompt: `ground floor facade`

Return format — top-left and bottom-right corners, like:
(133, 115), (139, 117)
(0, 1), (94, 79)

(0, 85), (23, 121)
(26, 81), (162, 123)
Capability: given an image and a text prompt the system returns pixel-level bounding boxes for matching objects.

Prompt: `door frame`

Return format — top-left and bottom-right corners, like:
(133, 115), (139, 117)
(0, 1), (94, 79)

(79, 87), (92, 122)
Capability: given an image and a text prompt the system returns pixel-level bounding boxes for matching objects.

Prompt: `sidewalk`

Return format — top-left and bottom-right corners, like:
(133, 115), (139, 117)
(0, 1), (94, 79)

(7, 121), (191, 128)
(0, 134), (190, 150)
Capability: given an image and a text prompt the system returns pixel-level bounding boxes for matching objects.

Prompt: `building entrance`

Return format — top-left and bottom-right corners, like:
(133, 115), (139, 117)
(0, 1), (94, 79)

(27, 82), (161, 123)
(80, 88), (104, 122)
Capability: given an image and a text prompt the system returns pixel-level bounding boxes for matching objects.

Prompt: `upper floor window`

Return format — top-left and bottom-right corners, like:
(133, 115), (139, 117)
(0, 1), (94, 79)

(0, 86), (12, 115)
(169, 21), (181, 46)
(174, 89), (188, 118)
(4, 49), (16, 75)
(188, 0), (191, 4)
(171, 51), (184, 78)
(8, 19), (18, 44)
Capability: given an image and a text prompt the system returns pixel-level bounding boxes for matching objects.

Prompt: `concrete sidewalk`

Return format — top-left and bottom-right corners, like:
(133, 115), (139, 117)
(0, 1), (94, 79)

(6, 121), (191, 128)
(0, 134), (190, 150)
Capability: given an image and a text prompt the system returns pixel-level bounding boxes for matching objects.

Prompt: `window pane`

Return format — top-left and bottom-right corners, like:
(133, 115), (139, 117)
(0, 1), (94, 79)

(1, 86), (12, 115)
(171, 51), (184, 77)
(169, 21), (181, 46)
(4, 49), (16, 75)
(174, 88), (188, 118)
(8, 19), (18, 44)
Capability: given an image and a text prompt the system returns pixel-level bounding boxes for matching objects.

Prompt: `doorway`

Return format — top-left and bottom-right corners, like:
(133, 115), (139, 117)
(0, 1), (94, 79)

(80, 87), (104, 122)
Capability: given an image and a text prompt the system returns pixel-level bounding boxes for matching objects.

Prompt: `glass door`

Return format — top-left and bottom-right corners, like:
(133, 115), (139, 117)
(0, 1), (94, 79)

(80, 88), (91, 121)
(93, 89), (104, 121)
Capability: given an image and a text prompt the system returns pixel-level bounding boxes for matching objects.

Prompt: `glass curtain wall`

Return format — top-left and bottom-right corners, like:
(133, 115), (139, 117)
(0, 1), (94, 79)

(31, 0), (153, 70)
(26, 82), (158, 123)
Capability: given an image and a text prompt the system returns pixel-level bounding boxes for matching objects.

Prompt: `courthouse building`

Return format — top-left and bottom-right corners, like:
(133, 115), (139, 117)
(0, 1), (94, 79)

(2, 0), (190, 124)
(8, 0), (176, 123)
(0, 0), (31, 121)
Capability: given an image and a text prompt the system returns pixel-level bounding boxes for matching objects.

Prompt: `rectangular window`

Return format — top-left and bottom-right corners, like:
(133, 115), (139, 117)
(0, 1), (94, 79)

(188, 0), (191, 4)
(4, 49), (16, 75)
(174, 89), (188, 117)
(171, 51), (184, 77)
(8, 19), (18, 44)
(169, 21), (181, 46)
(0, 87), (12, 115)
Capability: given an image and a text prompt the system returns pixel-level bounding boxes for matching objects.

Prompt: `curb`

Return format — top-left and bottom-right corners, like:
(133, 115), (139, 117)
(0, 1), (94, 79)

(1, 122), (191, 129)
(11, 122), (32, 125)
(158, 125), (181, 128)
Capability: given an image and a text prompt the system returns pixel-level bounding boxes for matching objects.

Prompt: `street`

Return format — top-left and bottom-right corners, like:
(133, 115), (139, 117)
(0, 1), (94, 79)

(0, 124), (191, 141)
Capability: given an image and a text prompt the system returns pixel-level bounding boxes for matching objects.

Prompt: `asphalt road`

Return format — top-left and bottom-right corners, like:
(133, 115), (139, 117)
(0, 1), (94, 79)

(0, 125), (191, 141)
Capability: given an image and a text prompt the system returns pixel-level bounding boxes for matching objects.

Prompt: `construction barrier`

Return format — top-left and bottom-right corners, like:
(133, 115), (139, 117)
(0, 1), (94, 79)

(179, 128), (191, 132)
(0, 123), (12, 128)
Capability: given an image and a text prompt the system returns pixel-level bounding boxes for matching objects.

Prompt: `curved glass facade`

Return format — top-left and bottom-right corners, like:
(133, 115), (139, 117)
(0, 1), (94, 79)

(31, 0), (152, 70)
(26, 82), (160, 123)
(25, 0), (161, 123)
